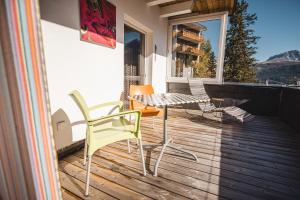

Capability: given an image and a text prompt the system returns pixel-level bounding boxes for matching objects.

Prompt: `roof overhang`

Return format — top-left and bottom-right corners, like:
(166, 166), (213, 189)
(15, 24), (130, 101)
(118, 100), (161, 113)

(146, 0), (235, 18)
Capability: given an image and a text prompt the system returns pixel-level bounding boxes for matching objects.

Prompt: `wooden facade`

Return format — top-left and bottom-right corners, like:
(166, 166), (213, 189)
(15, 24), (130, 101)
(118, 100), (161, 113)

(160, 0), (235, 14)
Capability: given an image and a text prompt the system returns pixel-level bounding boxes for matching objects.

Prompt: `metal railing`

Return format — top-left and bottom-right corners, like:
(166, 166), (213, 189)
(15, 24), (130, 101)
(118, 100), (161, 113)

(265, 79), (287, 86)
(265, 79), (300, 88)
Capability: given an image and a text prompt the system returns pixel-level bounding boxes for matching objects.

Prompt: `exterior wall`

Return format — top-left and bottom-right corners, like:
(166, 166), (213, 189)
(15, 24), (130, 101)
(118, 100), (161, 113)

(40, 0), (168, 149)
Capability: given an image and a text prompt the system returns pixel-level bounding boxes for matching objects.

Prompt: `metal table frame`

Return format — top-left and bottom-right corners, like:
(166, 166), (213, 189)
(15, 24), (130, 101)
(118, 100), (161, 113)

(147, 105), (198, 176)
(130, 93), (208, 176)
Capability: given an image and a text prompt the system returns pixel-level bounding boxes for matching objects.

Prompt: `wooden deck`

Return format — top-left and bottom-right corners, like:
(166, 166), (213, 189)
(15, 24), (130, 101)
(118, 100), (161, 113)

(58, 109), (300, 200)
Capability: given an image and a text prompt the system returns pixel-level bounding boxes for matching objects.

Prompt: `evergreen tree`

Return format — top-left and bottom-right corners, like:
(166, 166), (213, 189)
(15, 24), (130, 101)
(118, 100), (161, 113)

(203, 40), (217, 77)
(193, 40), (217, 78)
(224, 0), (259, 82)
(193, 40), (211, 77)
(208, 51), (217, 77)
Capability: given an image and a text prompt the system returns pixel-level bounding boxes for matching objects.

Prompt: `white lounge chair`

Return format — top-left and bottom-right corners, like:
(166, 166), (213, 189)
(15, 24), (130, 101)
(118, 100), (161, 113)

(188, 80), (255, 123)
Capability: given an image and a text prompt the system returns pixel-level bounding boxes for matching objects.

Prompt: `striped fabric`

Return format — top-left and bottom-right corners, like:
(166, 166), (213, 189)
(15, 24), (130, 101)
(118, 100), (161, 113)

(2, 0), (61, 199)
(132, 93), (210, 107)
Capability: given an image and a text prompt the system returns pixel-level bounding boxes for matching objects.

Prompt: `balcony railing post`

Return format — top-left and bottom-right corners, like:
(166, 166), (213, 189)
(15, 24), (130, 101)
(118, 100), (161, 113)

(266, 79), (269, 86)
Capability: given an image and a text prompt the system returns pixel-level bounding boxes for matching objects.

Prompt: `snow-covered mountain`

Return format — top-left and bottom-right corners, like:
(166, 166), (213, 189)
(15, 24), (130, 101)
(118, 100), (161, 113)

(255, 50), (300, 85)
(264, 50), (300, 63)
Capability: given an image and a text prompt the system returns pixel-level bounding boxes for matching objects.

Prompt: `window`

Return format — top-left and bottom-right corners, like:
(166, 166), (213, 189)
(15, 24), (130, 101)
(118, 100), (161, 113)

(167, 13), (227, 82)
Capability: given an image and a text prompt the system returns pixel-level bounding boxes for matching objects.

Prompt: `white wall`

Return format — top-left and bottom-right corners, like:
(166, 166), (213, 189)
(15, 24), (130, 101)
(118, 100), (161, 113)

(40, 0), (168, 149)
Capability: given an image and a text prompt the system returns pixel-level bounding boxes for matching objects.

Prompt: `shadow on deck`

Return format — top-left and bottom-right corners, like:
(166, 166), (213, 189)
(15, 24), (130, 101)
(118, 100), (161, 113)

(58, 109), (300, 200)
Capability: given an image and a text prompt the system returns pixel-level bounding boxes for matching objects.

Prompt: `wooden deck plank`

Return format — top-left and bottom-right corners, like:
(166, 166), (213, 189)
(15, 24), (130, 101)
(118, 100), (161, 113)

(73, 151), (229, 200)
(94, 145), (298, 199)
(59, 171), (117, 200)
(140, 131), (300, 170)
(141, 128), (300, 160)
(61, 188), (81, 200)
(108, 142), (300, 189)
(136, 134), (300, 179)
(58, 109), (300, 199)
(103, 144), (300, 196)
(148, 117), (300, 146)
(89, 149), (287, 200)
(148, 117), (300, 152)
(64, 155), (190, 200)
(59, 161), (150, 200)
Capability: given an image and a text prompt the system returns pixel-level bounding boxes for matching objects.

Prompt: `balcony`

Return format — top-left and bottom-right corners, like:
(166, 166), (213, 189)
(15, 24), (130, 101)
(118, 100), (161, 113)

(177, 29), (205, 44)
(1, 0), (299, 199)
(175, 43), (204, 56)
(59, 107), (300, 199)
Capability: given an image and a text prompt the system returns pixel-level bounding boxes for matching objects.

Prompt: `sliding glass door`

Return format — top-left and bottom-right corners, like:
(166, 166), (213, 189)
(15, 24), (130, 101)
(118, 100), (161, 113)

(124, 24), (145, 106)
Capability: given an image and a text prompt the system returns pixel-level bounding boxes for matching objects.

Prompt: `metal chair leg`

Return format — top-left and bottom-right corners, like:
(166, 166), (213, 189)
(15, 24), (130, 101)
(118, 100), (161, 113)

(83, 132), (88, 166)
(85, 155), (92, 196)
(136, 138), (139, 148)
(127, 139), (131, 153)
(138, 138), (146, 176)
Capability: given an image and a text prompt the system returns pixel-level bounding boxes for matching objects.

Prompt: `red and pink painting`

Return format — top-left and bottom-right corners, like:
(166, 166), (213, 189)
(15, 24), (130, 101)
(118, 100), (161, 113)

(80, 0), (116, 48)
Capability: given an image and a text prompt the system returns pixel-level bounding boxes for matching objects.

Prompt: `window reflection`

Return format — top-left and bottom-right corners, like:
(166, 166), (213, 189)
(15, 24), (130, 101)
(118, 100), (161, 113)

(171, 19), (220, 79)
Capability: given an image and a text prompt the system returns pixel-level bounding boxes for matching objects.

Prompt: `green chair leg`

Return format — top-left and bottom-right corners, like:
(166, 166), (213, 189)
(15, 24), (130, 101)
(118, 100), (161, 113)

(85, 155), (92, 196)
(83, 139), (87, 166)
(127, 139), (131, 153)
(138, 138), (146, 176)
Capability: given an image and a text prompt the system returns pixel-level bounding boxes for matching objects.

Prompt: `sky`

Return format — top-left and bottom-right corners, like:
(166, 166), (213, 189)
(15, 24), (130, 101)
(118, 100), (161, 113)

(197, 0), (300, 62)
(246, 0), (300, 61)
(198, 19), (221, 57)
(124, 0), (300, 62)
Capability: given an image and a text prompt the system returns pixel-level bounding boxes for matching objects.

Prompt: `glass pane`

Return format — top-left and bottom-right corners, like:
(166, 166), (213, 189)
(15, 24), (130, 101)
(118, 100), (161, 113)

(124, 25), (144, 77)
(123, 25), (145, 108)
(171, 19), (220, 78)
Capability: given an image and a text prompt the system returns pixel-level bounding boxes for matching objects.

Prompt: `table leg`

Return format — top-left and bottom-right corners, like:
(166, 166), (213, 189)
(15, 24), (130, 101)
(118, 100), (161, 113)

(168, 144), (198, 162)
(153, 138), (172, 176)
(163, 105), (168, 144)
(153, 105), (198, 177)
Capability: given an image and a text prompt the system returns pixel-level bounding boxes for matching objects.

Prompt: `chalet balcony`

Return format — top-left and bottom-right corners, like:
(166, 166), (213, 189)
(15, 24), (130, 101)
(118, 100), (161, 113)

(177, 29), (205, 44)
(174, 43), (204, 56)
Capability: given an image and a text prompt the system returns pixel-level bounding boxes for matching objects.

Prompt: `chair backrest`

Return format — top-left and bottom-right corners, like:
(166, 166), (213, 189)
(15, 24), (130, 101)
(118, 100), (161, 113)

(129, 85), (154, 109)
(188, 80), (216, 111)
(69, 90), (90, 121)
(130, 85), (154, 95)
(188, 80), (210, 99)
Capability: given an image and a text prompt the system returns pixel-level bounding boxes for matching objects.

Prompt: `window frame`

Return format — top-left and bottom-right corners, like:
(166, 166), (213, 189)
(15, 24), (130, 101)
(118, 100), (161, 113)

(166, 11), (228, 83)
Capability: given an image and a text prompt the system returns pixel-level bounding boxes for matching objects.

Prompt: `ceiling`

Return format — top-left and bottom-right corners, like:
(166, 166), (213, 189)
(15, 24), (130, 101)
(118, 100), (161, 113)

(147, 0), (235, 18)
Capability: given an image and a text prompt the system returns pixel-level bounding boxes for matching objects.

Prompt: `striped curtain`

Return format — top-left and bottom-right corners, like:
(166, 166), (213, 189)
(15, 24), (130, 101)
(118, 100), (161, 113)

(1, 0), (61, 199)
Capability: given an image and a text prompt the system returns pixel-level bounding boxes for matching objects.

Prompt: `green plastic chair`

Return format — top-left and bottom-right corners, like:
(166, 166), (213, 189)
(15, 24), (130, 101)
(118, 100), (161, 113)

(69, 90), (146, 196)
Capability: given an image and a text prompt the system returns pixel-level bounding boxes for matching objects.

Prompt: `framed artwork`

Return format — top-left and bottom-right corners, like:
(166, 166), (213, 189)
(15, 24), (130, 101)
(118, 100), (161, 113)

(80, 0), (116, 48)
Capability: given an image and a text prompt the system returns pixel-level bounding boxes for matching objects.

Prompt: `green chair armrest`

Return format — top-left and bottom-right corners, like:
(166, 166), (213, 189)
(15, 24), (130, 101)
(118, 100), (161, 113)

(89, 101), (124, 112)
(88, 110), (141, 133)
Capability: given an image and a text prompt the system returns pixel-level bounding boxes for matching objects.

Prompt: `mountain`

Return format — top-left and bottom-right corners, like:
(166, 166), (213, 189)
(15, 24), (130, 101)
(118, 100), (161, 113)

(255, 50), (300, 85)
(266, 50), (300, 63)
